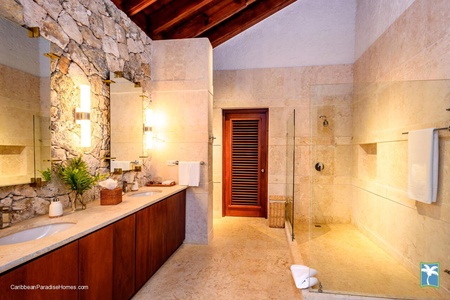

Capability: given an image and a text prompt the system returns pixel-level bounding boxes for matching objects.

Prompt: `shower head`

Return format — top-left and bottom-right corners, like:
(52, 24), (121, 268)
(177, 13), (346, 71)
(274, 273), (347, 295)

(319, 115), (328, 127)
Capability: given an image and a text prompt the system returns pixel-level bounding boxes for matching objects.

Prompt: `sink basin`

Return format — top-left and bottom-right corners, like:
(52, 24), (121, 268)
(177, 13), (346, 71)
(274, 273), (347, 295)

(0, 222), (76, 245)
(129, 190), (162, 197)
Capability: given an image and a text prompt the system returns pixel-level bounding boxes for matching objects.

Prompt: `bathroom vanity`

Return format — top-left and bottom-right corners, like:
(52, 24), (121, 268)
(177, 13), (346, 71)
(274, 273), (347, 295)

(0, 185), (187, 299)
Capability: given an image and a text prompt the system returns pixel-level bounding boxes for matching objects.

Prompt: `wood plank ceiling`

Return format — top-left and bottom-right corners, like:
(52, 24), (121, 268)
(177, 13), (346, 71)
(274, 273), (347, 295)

(110, 0), (297, 48)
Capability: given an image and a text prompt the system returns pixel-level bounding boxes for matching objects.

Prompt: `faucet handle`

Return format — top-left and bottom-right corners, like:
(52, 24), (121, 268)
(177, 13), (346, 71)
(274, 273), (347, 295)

(0, 206), (12, 229)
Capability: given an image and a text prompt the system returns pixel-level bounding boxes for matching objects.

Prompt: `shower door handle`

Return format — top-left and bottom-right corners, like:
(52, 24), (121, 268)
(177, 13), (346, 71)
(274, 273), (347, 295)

(261, 169), (265, 173)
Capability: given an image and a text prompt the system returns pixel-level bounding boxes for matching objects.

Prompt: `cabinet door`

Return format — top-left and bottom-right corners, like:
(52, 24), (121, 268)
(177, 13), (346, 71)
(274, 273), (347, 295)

(149, 200), (167, 275)
(135, 205), (151, 290)
(113, 214), (135, 300)
(177, 190), (187, 248)
(166, 190), (186, 257)
(0, 241), (79, 300)
(79, 225), (113, 300)
(135, 200), (167, 290)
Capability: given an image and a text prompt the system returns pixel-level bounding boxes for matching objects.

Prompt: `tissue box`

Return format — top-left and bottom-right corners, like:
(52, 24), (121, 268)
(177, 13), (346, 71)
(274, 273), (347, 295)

(100, 188), (122, 205)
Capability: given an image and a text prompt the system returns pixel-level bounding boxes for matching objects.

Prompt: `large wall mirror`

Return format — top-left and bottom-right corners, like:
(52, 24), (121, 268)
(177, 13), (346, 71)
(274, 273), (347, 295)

(110, 72), (144, 166)
(0, 16), (51, 187)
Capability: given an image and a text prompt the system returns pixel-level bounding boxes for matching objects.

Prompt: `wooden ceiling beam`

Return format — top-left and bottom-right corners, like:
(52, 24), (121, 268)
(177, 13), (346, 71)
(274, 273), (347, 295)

(202, 0), (296, 47)
(110, 0), (124, 10)
(125, 0), (157, 17)
(147, 0), (214, 36)
(130, 13), (148, 33)
(159, 0), (257, 40)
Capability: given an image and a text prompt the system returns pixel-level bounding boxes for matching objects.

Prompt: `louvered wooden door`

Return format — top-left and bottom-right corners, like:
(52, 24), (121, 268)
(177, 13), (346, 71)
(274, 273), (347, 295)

(223, 109), (268, 217)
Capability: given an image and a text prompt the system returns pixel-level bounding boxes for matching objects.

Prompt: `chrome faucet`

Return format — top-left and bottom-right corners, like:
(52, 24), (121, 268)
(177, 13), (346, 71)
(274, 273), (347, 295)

(122, 181), (134, 193)
(123, 180), (128, 193)
(0, 206), (12, 229)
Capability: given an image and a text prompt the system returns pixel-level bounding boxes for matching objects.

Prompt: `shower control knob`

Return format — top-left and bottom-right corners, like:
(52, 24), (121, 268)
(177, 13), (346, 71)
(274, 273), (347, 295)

(315, 162), (324, 172)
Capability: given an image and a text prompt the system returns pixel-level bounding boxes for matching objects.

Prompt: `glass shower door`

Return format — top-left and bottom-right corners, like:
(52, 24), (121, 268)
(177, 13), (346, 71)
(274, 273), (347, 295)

(285, 109), (295, 241)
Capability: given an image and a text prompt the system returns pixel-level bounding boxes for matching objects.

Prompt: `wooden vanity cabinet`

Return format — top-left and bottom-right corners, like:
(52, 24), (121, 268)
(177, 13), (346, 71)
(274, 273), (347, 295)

(79, 224), (113, 300)
(135, 190), (186, 290)
(0, 189), (186, 300)
(166, 190), (186, 257)
(112, 214), (136, 300)
(0, 241), (79, 300)
(135, 199), (167, 289)
(79, 214), (135, 300)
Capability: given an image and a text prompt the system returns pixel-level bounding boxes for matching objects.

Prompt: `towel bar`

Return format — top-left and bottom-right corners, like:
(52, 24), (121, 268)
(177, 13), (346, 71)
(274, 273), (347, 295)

(402, 126), (450, 135)
(174, 161), (205, 165)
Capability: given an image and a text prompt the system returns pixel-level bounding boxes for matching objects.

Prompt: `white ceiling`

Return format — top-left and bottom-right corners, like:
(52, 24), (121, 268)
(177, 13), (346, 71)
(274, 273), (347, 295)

(213, 0), (414, 71)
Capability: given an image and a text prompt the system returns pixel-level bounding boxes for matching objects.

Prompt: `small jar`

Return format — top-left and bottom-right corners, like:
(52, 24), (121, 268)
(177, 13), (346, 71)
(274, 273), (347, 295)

(131, 181), (139, 191)
(49, 198), (63, 218)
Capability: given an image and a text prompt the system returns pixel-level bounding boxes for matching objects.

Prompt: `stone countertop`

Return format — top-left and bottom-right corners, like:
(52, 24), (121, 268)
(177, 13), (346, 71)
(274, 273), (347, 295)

(0, 185), (188, 274)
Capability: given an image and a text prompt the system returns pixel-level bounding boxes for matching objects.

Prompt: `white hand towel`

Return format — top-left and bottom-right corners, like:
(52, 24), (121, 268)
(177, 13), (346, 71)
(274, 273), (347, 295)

(178, 161), (201, 187)
(407, 128), (439, 204)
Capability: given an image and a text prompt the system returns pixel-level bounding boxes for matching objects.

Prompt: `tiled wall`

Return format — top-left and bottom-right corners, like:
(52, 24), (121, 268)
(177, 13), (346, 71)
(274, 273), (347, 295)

(310, 84), (353, 224)
(151, 39), (213, 244)
(213, 65), (353, 220)
(353, 0), (450, 289)
(0, 64), (39, 185)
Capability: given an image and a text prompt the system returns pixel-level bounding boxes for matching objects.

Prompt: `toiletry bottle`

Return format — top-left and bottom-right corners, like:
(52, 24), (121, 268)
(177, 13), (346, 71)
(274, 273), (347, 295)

(49, 198), (63, 218)
(131, 181), (139, 191)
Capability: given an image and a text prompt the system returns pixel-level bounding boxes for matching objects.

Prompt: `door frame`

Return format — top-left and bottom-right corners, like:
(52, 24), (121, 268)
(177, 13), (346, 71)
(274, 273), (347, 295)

(222, 108), (268, 218)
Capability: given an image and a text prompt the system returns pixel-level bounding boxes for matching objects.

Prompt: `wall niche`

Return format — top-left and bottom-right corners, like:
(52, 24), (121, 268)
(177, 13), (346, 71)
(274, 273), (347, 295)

(358, 143), (377, 181)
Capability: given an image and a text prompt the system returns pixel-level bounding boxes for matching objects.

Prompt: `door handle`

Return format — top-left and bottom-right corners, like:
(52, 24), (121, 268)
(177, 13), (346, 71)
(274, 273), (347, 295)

(261, 169), (265, 173)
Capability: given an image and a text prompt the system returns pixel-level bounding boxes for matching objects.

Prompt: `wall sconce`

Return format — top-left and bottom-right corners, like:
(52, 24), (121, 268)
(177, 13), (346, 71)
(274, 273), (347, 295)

(144, 108), (154, 149)
(75, 84), (91, 147)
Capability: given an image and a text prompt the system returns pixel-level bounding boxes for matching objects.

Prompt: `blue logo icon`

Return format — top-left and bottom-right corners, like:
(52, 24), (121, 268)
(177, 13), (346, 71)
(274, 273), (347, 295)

(420, 262), (439, 288)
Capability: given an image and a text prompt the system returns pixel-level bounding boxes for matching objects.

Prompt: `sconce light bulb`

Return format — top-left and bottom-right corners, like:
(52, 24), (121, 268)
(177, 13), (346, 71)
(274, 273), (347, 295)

(79, 121), (91, 147)
(145, 109), (154, 127)
(145, 131), (153, 150)
(76, 84), (91, 147)
(79, 84), (90, 113)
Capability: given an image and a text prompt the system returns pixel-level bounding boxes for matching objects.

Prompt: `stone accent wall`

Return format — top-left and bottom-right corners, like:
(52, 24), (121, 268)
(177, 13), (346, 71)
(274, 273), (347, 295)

(0, 0), (152, 223)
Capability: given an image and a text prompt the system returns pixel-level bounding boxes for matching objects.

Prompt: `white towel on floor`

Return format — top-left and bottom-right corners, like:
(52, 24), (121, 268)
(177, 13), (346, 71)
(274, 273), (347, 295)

(178, 161), (201, 186)
(407, 128), (439, 204)
(290, 265), (318, 289)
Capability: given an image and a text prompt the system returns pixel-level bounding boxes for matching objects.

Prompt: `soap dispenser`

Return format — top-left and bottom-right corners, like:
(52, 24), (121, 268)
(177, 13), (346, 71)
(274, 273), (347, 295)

(49, 198), (63, 218)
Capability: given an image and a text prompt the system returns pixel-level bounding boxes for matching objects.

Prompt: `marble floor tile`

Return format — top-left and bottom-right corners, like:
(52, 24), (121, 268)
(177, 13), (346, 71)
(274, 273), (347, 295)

(133, 217), (301, 300)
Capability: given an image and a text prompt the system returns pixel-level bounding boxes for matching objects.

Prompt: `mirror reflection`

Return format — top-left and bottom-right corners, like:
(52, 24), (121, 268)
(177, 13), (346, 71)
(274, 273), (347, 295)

(110, 72), (144, 166)
(0, 16), (51, 187)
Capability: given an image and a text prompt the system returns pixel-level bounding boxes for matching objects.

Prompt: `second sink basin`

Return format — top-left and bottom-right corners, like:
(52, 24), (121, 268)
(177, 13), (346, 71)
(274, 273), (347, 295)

(129, 190), (162, 197)
(0, 222), (76, 245)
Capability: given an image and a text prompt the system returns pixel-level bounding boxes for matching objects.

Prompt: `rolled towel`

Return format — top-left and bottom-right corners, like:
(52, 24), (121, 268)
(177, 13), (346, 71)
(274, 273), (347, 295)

(297, 277), (318, 289)
(290, 265), (317, 283)
(290, 265), (318, 289)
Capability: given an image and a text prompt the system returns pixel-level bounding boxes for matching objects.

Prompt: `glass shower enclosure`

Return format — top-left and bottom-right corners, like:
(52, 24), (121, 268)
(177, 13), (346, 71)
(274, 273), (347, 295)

(285, 109), (295, 241)
(297, 80), (450, 299)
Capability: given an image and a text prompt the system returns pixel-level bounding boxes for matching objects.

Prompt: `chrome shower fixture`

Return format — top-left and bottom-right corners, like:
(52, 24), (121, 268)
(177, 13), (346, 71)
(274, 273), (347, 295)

(319, 115), (329, 127)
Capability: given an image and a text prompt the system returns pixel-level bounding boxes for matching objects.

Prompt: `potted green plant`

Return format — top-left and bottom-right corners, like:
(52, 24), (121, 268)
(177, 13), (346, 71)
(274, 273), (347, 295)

(59, 156), (103, 210)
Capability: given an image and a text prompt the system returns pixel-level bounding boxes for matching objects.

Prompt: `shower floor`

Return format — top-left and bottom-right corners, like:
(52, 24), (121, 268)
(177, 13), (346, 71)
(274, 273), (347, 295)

(294, 222), (448, 299)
